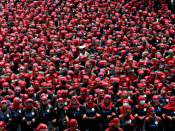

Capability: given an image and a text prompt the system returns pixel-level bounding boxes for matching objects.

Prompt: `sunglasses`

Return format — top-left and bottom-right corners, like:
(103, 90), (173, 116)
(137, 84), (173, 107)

(171, 100), (175, 101)
(150, 110), (156, 112)
(89, 99), (93, 100)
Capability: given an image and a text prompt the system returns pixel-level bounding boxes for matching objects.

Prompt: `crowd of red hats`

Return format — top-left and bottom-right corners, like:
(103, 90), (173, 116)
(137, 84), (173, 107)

(0, 0), (175, 131)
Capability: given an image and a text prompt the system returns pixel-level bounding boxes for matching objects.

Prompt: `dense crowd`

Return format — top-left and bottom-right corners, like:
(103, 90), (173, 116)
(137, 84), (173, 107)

(0, 0), (175, 131)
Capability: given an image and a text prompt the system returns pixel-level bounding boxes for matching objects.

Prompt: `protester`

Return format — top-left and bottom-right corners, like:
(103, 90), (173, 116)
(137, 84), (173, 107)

(143, 106), (164, 131)
(52, 98), (67, 131)
(105, 118), (123, 131)
(66, 96), (83, 130)
(162, 96), (175, 131)
(99, 95), (116, 131)
(0, 121), (6, 131)
(37, 95), (53, 131)
(10, 97), (23, 131)
(82, 95), (100, 131)
(22, 99), (39, 131)
(0, 100), (12, 131)
(119, 105), (137, 131)
(64, 119), (80, 131)
(35, 123), (48, 131)
(133, 95), (148, 131)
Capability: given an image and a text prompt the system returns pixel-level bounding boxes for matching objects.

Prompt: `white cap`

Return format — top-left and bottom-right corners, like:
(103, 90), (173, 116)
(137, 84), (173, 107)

(79, 45), (86, 49)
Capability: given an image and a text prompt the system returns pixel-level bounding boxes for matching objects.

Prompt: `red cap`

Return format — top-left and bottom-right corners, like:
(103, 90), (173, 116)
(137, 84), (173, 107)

(41, 95), (48, 101)
(36, 123), (48, 131)
(74, 83), (81, 88)
(138, 95), (145, 102)
(0, 121), (6, 128)
(147, 106), (155, 116)
(157, 83), (163, 89)
(67, 119), (78, 128)
(2, 82), (9, 88)
(14, 86), (21, 91)
(13, 97), (21, 109)
(161, 87), (168, 92)
(137, 83), (143, 88)
(124, 105), (132, 110)
(80, 87), (87, 93)
(122, 82), (128, 87)
(28, 87), (34, 92)
(107, 118), (120, 127)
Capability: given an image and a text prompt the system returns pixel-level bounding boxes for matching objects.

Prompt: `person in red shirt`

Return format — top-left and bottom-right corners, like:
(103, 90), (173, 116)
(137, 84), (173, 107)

(30, 68), (44, 81)
(73, 65), (81, 81)
(125, 66), (138, 82)
(165, 49), (175, 64)
(127, 56), (138, 74)
(85, 64), (97, 81)
(45, 66), (56, 82)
